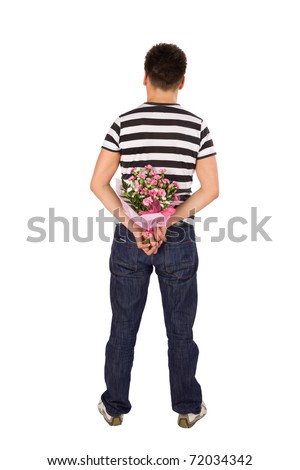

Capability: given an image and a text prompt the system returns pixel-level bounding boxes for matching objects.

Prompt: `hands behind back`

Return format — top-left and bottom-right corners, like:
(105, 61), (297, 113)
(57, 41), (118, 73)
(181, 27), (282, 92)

(130, 224), (167, 256)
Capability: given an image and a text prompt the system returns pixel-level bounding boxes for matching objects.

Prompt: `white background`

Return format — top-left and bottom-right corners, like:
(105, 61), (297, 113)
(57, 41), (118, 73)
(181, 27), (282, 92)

(1, 0), (299, 468)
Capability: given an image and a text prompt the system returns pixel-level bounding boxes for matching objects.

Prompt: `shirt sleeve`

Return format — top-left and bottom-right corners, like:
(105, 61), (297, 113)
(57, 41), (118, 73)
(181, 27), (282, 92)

(101, 117), (121, 152)
(197, 120), (217, 159)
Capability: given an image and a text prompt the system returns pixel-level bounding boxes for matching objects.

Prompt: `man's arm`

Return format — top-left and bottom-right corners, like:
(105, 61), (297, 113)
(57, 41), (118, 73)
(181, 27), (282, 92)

(152, 155), (219, 242)
(90, 148), (159, 254)
(90, 148), (127, 223)
(169, 155), (219, 226)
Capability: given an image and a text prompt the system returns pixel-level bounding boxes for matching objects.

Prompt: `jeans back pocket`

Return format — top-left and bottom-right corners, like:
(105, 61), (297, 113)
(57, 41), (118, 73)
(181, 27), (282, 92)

(109, 225), (139, 275)
(164, 239), (198, 280)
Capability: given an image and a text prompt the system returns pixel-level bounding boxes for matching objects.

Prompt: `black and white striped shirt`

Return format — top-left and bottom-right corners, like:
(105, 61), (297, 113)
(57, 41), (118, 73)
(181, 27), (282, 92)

(102, 102), (217, 224)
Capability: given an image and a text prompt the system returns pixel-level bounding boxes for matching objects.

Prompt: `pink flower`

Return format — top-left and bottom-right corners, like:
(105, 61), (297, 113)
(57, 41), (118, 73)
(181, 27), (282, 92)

(150, 170), (157, 176)
(174, 194), (180, 201)
(160, 168), (167, 173)
(154, 174), (161, 180)
(173, 181), (179, 188)
(141, 187), (148, 194)
(128, 175), (135, 181)
(168, 183), (173, 188)
(157, 189), (166, 197)
(162, 178), (170, 184)
(131, 167), (137, 173)
(149, 179), (157, 185)
(148, 189), (157, 196)
(137, 172), (146, 179)
(134, 183), (142, 192)
(142, 197), (153, 207)
(145, 164), (152, 170)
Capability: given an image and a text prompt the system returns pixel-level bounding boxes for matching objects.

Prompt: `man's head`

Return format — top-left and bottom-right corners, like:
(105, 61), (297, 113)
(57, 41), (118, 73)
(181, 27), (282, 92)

(144, 43), (187, 91)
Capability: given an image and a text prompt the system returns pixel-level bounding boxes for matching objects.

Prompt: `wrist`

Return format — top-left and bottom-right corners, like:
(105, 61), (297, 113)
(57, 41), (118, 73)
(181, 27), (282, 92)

(166, 213), (182, 228)
(127, 219), (143, 235)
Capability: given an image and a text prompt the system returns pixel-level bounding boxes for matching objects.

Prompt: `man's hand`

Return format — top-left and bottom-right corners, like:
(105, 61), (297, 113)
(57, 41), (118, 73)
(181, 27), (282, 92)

(130, 224), (162, 256)
(139, 225), (167, 255)
(152, 226), (167, 244)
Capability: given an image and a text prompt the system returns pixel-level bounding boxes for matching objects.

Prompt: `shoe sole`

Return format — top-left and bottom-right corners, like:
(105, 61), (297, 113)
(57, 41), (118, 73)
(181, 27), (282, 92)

(178, 408), (207, 428)
(98, 405), (123, 426)
(105, 416), (122, 426)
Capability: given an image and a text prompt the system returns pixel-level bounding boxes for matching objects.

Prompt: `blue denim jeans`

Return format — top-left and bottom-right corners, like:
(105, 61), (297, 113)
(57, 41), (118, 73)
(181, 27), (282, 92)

(101, 222), (203, 416)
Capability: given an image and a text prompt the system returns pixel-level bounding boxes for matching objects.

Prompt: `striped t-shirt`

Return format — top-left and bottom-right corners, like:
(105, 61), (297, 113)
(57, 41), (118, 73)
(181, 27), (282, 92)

(102, 102), (217, 224)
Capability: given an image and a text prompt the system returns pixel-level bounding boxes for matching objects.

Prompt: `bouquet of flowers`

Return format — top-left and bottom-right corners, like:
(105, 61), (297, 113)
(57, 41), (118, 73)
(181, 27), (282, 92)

(116, 164), (180, 236)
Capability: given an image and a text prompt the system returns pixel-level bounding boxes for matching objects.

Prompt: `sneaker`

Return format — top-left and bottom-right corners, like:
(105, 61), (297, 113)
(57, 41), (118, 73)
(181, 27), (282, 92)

(177, 401), (207, 428)
(97, 400), (123, 426)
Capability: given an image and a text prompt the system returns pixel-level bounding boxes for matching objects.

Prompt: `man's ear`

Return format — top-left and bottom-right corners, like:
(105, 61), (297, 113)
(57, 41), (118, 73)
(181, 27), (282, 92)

(143, 72), (148, 86)
(178, 76), (185, 90)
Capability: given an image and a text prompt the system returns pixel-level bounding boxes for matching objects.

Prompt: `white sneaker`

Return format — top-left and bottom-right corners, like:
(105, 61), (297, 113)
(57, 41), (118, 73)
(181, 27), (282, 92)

(178, 401), (207, 428)
(97, 400), (123, 426)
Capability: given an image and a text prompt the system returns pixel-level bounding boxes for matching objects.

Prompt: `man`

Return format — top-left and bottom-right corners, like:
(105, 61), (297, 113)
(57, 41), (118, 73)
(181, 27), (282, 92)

(90, 43), (219, 428)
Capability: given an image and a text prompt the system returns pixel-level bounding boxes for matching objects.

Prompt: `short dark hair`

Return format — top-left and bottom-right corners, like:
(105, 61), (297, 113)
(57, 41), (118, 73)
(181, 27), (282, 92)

(144, 43), (187, 90)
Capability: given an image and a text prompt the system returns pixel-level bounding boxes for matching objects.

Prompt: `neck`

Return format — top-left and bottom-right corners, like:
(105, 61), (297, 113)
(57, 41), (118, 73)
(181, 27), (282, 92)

(146, 87), (179, 104)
